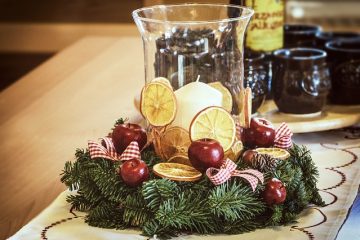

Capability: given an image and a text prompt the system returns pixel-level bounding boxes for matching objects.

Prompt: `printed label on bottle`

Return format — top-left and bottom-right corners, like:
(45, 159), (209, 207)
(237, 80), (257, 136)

(245, 0), (284, 51)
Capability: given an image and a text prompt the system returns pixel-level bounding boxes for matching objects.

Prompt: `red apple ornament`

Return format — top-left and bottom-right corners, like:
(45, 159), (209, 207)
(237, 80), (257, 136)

(242, 118), (275, 148)
(263, 178), (287, 205)
(120, 159), (149, 187)
(188, 138), (224, 172)
(112, 123), (147, 154)
(242, 149), (258, 165)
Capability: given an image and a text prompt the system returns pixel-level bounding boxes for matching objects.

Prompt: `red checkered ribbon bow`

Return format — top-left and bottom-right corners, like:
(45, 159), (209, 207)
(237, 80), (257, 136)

(88, 137), (140, 161)
(274, 122), (293, 149)
(206, 159), (264, 191)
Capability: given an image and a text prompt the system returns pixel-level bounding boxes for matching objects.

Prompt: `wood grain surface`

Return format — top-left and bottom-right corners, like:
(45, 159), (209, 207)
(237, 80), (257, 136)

(0, 36), (144, 239)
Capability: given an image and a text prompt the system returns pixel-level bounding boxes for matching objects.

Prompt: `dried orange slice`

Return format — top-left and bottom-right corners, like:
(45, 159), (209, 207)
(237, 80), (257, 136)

(160, 126), (191, 160)
(189, 106), (236, 152)
(208, 82), (233, 112)
(140, 82), (177, 127)
(238, 87), (252, 128)
(168, 154), (192, 166)
(153, 163), (202, 182)
(225, 140), (243, 162)
(151, 77), (173, 90)
(255, 147), (290, 160)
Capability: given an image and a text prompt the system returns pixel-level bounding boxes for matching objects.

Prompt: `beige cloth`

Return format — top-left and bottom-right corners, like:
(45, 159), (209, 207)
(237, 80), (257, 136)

(9, 129), (360, 240)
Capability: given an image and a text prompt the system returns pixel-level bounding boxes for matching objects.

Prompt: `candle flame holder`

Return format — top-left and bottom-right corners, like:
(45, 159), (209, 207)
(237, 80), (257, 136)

(133, 3), (254, 115)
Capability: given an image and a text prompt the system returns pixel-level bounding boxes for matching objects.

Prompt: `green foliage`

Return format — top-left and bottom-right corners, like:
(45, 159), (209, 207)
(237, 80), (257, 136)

(208, 181), (265, 222)
(114, 118), (126, 126)
(123, 192), (152, 226)
(61, 143), (323, 239)
(142, 219), (178, 239)
(264, 144), (325, 225)
(86, 201), (126, 229)
(155, 193), (216, 234)
(142, 179), (179, 210)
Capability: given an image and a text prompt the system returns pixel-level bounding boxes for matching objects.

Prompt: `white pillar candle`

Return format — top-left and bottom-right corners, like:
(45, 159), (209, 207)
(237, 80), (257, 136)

(172, 81), (223, 131)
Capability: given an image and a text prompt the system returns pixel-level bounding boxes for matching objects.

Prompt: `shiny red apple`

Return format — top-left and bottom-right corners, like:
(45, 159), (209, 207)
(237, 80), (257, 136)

(120, 159), (149, 187)
(242, 149), (258, 165)
(188, 138), (224, 172)
(263, 178), (287, 205)
(112, 123), (147, 154)
(242, 118), (275, 148)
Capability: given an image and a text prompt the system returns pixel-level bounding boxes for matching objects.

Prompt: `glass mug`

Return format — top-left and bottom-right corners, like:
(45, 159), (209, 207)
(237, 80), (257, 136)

(315, 31), (360, 50)
(244, 51), (268, 113)
(325, 39), (360, 105)
(284, 24), (321, 48)
(272, 48), (331, 115)
(132, 4), (254, 115)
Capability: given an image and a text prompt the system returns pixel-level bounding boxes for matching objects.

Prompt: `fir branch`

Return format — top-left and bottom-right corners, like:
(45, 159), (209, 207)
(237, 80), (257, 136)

(61, 161), (80, 190)
(311, 191), (325, 206)
(66, 194), (94, 212)
(75, 148), (92, 163)
(288, 144), (325, 206)
(90, 166), (132, 203)
(183, 176), (213, 194)
(61, 139), (324, 237)
(61, 149), (92, 190)
(122, 192), (152, 227)
(282, 210), (299, 223)
(142, 179), (179, 210)
(155, 193), (217, 234)
(78, 179), (104, 205)
(142, 219), (178, 239)
(267, 205), (284, 225)
(208, 181), (265, 222)
(86, 201), (126, 229)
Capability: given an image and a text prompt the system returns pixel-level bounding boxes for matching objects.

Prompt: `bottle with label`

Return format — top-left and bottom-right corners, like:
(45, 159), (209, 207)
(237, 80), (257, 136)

(244, 0), (285, 51)
(230, 0), (285, 99)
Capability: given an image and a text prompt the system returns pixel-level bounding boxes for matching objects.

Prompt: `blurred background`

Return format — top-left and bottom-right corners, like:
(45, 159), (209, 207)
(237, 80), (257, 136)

(0, 0), (359, 91)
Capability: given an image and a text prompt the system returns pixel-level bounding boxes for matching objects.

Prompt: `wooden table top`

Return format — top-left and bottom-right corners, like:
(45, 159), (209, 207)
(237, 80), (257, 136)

(0, 36), (144, 238)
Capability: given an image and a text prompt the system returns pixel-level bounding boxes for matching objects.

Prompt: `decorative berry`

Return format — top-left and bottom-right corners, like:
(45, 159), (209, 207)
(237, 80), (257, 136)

(120, 159), (149, 187)
(242, 118), (275, 148)
(263, 178), (287, 205)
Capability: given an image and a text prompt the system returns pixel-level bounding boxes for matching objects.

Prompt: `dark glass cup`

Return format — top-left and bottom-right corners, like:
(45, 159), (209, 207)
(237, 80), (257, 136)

(315, 31), (360, 50)
(272, 48), (331, 114)
(284, 24), (321, 48)
(244, 51), (268, 113)
(325, 39), (360, 105)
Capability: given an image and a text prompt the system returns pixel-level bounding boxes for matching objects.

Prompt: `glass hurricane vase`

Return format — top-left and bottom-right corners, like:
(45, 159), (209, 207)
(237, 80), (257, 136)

(133, 3), (254, 115)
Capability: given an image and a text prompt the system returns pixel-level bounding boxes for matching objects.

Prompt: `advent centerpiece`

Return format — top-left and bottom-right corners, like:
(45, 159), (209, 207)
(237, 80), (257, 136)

(60, 4), (323, 239)
(61, 75), (323, 238)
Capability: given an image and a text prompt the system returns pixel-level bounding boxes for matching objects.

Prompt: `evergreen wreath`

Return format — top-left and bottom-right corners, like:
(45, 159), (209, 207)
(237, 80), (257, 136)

(61, 119), (324, 239)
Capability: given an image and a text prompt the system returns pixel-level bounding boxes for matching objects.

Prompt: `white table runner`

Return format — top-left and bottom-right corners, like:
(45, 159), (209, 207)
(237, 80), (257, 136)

(9, 128), (360, 240)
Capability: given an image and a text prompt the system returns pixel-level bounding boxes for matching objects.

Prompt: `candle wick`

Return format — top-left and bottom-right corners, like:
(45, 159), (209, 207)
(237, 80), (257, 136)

(196, 75), (200, 82)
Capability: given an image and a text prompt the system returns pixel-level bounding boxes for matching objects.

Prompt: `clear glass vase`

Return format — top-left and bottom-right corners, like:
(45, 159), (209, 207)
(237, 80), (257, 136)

(132, 3), (253, 115)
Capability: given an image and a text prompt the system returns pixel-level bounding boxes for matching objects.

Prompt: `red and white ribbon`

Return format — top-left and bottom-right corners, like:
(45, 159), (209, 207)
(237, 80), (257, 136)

(274, 122), (293, 149)
(88, 137), (140, 161)
(119, 141), (141, 161)
(206, 159), (264, 191)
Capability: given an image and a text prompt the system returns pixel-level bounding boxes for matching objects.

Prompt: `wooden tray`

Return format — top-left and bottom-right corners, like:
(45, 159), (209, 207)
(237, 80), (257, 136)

(257, 101), (360, 133)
